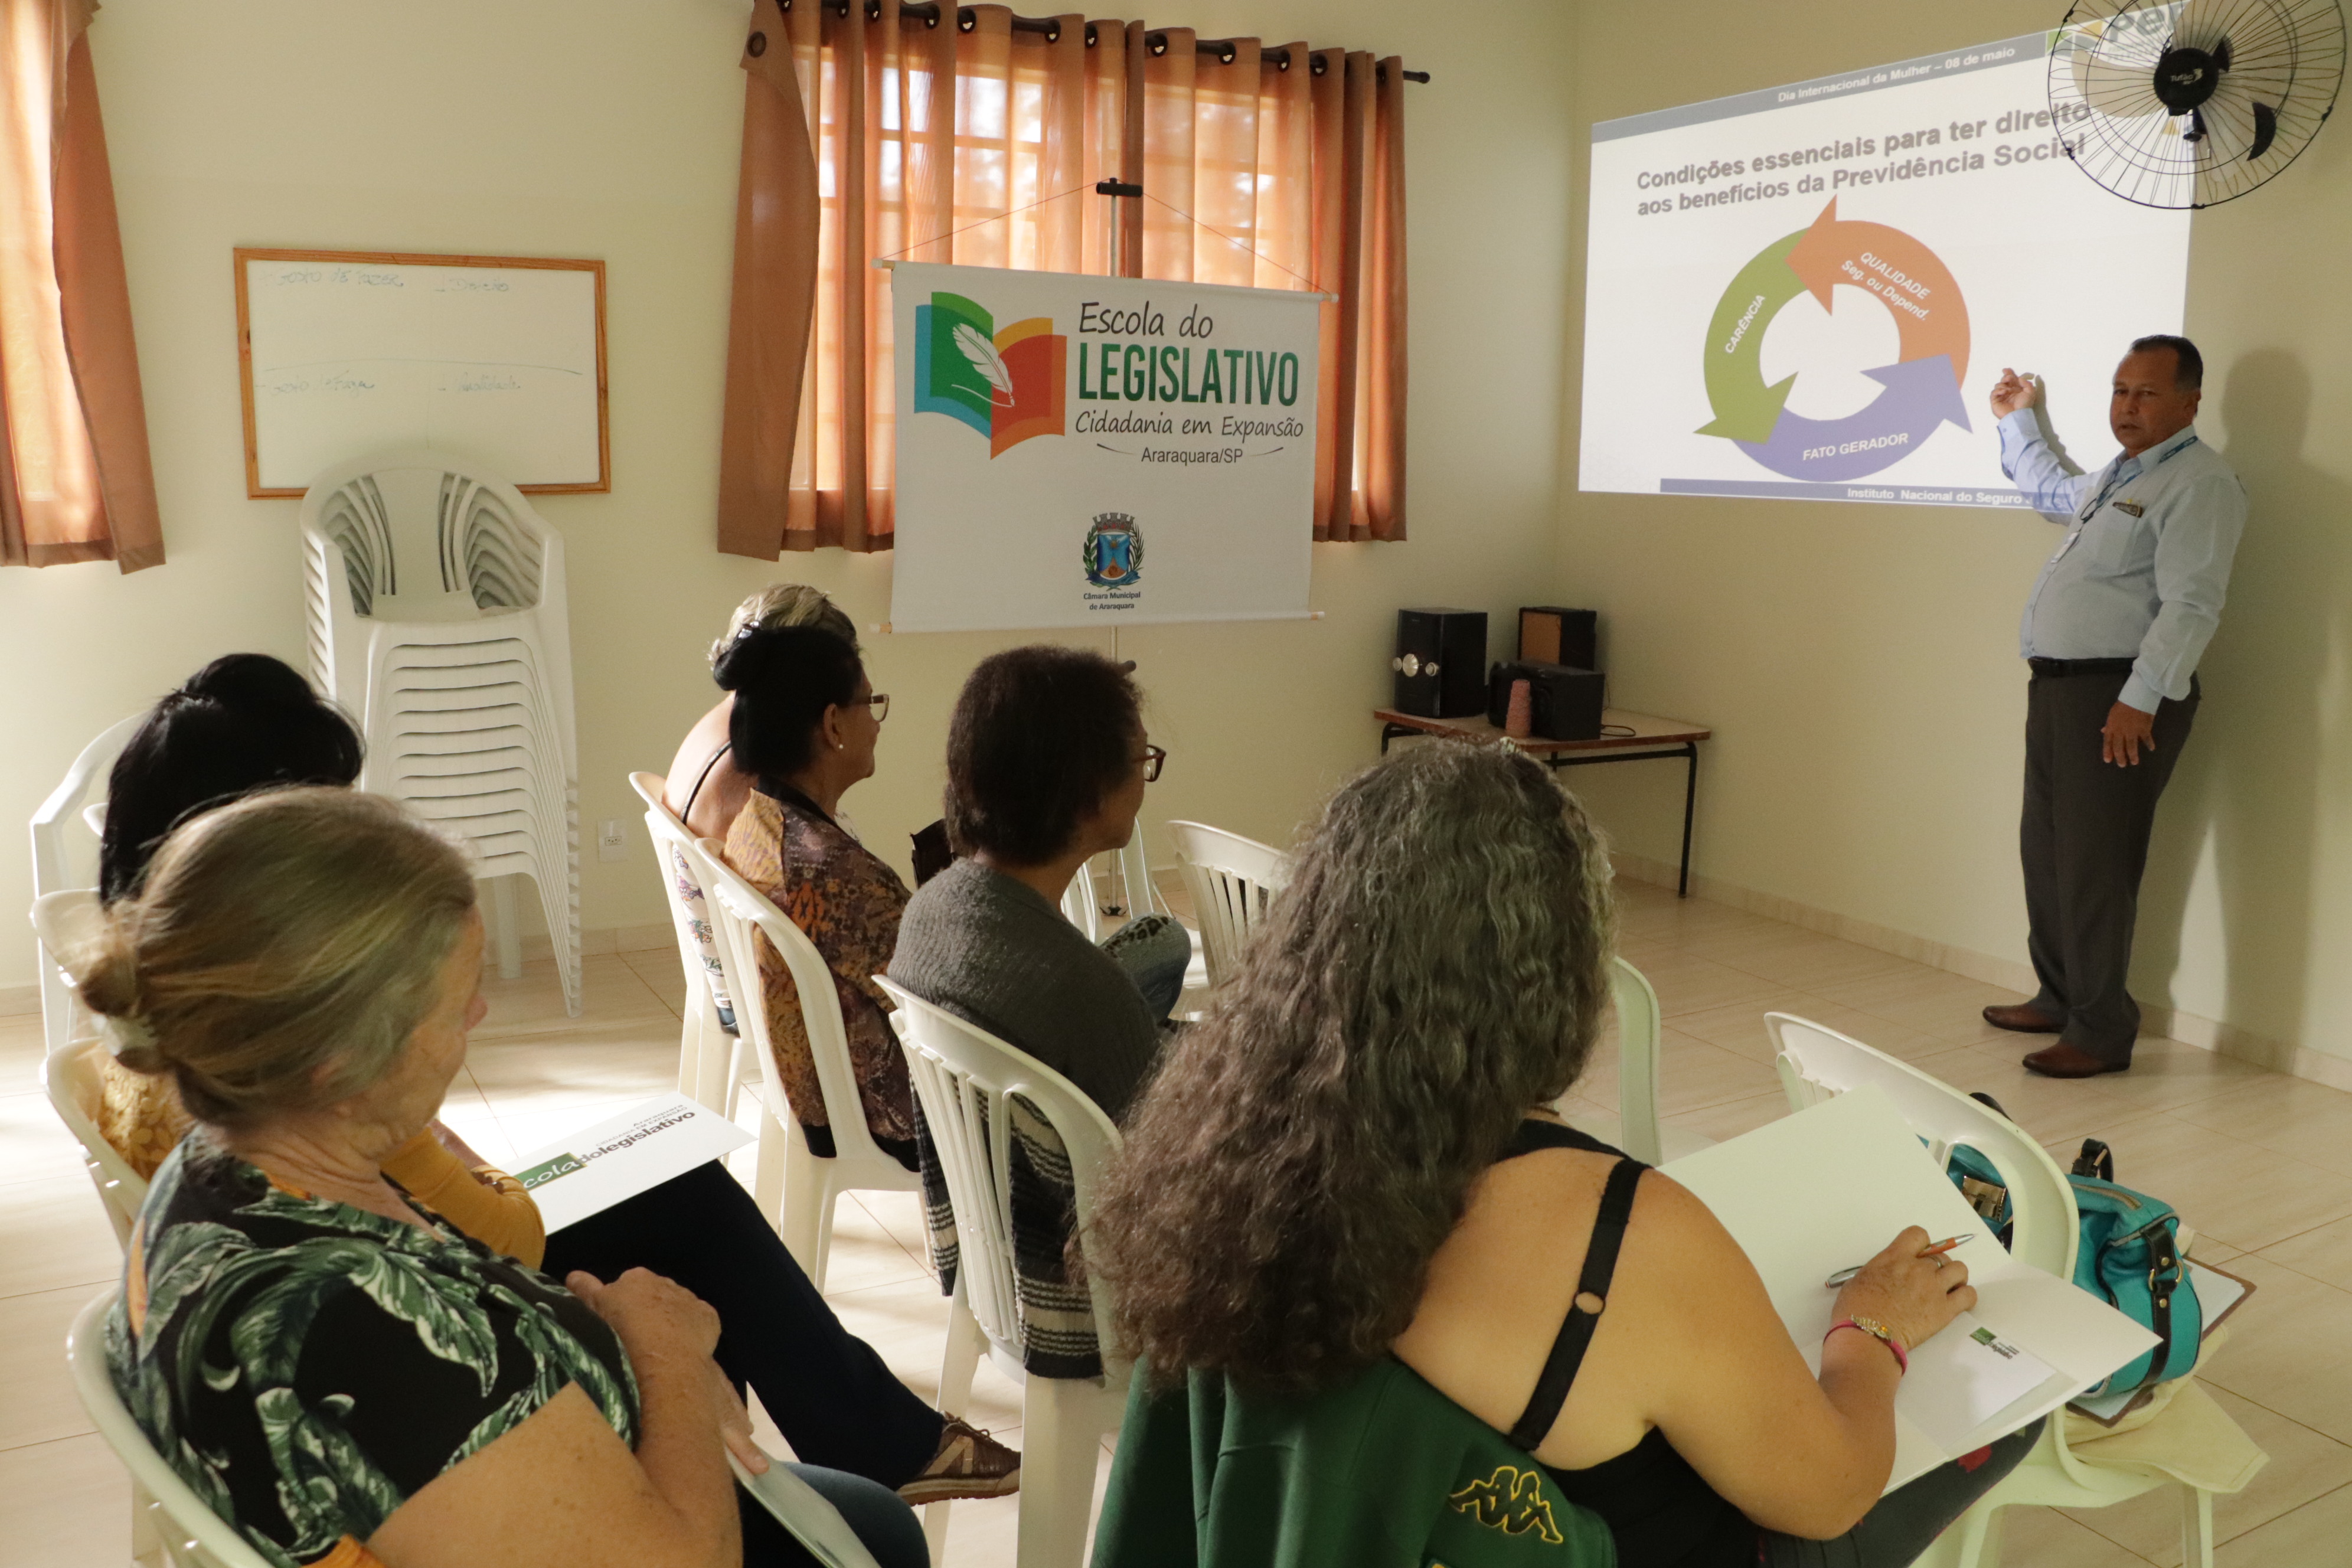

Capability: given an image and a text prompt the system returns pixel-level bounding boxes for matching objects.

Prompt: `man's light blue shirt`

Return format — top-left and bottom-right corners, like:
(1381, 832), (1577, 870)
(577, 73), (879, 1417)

(1998, 409), (2247, 714)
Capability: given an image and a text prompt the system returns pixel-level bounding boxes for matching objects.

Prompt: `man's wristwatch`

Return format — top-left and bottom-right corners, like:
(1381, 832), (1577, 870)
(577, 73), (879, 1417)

(1827, 1315), (1909, 1374)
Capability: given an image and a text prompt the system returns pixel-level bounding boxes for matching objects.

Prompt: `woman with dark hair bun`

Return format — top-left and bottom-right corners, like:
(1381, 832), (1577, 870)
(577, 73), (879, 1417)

(98, 652), (364, 902)
(715, 625), (919, 1170)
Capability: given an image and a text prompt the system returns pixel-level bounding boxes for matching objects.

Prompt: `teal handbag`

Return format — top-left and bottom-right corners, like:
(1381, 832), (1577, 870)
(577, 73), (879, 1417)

(2067, 1139), (2201, 1397)
(1940, 1115), (2199, 1399)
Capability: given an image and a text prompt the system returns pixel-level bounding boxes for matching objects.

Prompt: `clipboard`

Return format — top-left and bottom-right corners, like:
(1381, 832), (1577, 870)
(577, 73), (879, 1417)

(1662, 1086), (2158, 1492)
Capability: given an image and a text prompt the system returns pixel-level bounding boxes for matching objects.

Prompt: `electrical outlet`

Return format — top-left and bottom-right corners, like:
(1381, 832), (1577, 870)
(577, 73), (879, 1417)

(596, 818), (628, 863)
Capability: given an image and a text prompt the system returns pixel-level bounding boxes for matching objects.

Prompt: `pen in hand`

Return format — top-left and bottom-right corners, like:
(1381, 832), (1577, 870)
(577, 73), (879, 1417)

(1823, 1233), (1975, 1290)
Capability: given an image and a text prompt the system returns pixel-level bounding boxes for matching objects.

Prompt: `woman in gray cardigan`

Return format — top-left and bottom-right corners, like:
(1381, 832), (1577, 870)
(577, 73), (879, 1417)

(888, 645), (1191, 1378)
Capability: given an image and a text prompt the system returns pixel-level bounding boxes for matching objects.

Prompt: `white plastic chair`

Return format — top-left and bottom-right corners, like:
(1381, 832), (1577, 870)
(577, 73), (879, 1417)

(1766, 1013), (2226, 1568)
(1553, 957), (1669, 1166)
(694, 839), (921, 1291)
(302, 452), (582, 1013)
(30, 715), (142, 1055)
(1165, 820), (1288, 989)
(875, 976), (1126, 1568)
(628, 772), (748, 1115)
(30, 891), (149, 1250)
(69, 1289), (885, 1568)
(67, 1291), (269, 1568)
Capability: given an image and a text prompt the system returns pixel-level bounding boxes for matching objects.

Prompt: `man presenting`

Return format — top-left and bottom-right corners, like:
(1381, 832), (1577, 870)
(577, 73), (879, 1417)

(1983, 337), (2245, 1077)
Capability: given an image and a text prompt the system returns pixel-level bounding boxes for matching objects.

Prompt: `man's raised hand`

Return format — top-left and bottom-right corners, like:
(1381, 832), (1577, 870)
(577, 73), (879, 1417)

(1990, 368), (2040, 419)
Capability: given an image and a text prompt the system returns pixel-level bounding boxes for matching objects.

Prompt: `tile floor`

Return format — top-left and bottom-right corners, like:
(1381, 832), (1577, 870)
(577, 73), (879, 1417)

(6, 876), (2352, 1564)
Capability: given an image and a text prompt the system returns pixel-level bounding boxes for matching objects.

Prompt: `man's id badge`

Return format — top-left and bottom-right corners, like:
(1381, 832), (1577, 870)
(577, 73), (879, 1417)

(2114, 499), (2145, 518)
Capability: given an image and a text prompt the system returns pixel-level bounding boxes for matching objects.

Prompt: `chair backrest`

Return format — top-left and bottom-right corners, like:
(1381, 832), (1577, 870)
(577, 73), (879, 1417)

(66, 1290), (277, 1568)
(1609, 958), (1665, 1167)
(1767, 1013), (2078, 1277)
(44, 1038), (148, 1252)
(31, 716), (143, 1055)
(873, 975), (1125, 1373)
(32, 891), (150, 1247)
(694, 838), (899, 1170)
(629, 772), (729, 1022)
(1165, 820), (1288, 988)
(1059, 860), (1103, 942)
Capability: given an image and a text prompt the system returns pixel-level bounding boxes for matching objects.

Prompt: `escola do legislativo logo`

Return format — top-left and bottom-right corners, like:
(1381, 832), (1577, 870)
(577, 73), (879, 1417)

(913, 291), (1068, 457)
(1082, 512), (1144, 589)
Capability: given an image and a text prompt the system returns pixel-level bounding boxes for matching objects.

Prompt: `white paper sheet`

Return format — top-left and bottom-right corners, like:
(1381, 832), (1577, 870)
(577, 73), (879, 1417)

(1663, 1086), (2157, 1490)
(511, 1094), (753, 1234)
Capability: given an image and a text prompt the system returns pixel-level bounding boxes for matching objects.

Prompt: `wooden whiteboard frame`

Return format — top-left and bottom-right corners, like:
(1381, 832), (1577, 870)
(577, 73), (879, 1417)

(234, 247), (610, 498)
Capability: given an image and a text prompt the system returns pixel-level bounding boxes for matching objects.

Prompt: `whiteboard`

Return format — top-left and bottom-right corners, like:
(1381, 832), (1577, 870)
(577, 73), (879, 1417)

(236, 249), (608, 496)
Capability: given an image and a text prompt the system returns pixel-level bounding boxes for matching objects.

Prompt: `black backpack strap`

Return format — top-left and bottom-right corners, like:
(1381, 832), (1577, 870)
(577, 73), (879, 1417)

(2072, 1139), (2115, 1182)
(1508, 1157), (1647, 1451)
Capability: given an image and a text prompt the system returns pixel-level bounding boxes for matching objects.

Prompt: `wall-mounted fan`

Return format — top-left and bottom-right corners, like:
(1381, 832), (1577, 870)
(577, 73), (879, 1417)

(2050, 0), (2346, 206)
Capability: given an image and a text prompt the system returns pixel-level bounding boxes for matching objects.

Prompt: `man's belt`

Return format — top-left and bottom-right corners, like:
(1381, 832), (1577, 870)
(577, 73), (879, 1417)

(2027, 656), (2137, 678)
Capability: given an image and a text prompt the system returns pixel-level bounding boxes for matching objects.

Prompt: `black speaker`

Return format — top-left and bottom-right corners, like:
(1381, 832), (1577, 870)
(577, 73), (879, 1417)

(1518, 606), (1598, 672)
(1487, 660), (1605, 741)
(1393, 608), (1488, 718)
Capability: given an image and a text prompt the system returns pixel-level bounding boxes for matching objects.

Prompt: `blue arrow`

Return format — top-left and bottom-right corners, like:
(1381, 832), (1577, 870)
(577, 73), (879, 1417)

(1736, 355), (1970, 482)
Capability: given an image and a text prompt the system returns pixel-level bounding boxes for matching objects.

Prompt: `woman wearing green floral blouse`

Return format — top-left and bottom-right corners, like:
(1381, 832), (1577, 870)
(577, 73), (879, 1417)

(92, 788), (927, 1568)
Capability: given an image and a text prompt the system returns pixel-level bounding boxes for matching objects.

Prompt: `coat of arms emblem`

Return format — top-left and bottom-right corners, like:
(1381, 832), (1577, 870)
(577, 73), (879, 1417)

(1082, 512), (1144, 588)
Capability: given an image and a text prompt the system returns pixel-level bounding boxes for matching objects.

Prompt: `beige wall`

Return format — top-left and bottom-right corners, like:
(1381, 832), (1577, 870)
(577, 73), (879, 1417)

(0, 0), (1576, 993)
(1562, 1), (2352, 1079)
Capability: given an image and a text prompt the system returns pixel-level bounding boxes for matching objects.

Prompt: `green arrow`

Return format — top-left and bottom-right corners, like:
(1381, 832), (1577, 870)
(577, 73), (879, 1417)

(1696, 230), (1804, 442)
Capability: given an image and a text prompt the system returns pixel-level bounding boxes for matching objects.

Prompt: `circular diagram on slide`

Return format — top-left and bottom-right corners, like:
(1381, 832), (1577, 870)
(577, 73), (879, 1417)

(1698, 198), (1970, 482)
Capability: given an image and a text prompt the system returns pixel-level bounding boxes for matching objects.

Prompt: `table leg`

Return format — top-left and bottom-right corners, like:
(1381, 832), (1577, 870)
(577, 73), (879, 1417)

(1678, 742), (1697, 898)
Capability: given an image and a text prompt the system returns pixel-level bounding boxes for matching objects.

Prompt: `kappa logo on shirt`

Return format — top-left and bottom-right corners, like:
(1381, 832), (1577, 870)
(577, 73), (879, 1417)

(1447, 1465), (1566, 1544)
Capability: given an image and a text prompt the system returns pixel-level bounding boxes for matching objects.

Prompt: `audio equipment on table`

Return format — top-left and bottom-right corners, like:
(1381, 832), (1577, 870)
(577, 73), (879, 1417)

(1518, 606), (1598, 672)
(1486, 660), (1605, 741)
(1393, 608), (1489, 718)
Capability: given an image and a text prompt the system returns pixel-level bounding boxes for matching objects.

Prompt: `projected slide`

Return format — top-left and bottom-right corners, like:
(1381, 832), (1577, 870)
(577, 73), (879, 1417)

(1581, 34), (2190, 509)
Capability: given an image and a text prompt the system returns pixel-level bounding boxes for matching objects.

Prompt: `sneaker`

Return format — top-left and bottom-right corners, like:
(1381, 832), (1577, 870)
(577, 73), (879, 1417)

(897, 1417), (1021, 1504)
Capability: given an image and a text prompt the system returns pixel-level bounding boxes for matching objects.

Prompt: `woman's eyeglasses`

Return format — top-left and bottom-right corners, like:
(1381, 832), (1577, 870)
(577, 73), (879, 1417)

(860, 693), (890, 723)
(1140, 743), (1167, 783)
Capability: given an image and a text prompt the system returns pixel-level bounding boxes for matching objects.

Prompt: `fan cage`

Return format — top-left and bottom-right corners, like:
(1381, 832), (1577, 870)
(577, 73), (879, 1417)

(2050, 0), (2345, 208)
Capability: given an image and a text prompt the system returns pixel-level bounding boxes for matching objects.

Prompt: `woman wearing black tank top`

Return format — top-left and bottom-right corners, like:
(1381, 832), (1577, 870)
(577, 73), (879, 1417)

(1086, 744), (2039, 1567)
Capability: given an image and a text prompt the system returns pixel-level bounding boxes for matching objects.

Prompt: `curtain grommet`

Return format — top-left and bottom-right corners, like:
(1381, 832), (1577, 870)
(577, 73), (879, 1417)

(746, 31), (767, 56)
(958, 6), (975, 31)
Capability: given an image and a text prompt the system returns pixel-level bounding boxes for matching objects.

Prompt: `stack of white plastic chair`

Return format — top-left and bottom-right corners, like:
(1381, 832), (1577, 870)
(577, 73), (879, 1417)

(301, 452), (583, 1014)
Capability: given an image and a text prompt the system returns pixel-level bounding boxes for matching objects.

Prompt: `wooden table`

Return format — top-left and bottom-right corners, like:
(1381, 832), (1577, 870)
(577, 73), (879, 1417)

(1374, 707), (1714, 896)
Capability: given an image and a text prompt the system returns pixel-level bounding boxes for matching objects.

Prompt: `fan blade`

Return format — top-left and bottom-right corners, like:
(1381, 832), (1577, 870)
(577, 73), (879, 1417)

(2249, 100), (2279, 157)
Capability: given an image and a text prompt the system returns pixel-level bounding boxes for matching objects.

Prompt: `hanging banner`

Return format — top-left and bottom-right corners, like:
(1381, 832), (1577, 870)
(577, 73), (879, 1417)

(887, 262), (1320, 633)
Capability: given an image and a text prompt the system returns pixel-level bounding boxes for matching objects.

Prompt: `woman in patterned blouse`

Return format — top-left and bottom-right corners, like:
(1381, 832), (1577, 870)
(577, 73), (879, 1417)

(93, 789), (929, 1568)
(716, 625), (919, 1169)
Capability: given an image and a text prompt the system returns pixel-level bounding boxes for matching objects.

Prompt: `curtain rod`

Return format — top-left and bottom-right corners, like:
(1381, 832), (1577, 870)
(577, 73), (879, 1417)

(786, 2), (1430, 82)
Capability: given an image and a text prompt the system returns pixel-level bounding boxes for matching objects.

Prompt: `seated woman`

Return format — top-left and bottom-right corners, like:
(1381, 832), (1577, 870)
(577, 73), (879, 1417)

(660, 584), (860, 1038)
(665, 584), (860, 842)
(1085, 743), (2035, 1568)
(716, 625), (916, 1169)
(890, 645), (1191, 1121)
(83, 654), (1015, 1507)
(93, 788), (926, 1568)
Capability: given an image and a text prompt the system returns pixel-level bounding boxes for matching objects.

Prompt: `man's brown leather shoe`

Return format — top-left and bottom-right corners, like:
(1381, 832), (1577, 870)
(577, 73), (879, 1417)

(2022, 1043), (2130, 1078)
(1982, 1002), (2062, 1033)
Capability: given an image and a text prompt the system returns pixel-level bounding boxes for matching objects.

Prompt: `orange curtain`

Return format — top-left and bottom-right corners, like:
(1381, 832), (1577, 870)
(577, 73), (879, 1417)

(0, 0), (160, 570)
(717, 2), (1405, 556)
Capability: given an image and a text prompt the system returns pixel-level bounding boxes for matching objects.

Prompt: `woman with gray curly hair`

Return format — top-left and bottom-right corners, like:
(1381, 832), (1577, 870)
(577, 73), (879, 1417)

(1086, 743), (2036, 1568)
(92, 788), (926, 1568)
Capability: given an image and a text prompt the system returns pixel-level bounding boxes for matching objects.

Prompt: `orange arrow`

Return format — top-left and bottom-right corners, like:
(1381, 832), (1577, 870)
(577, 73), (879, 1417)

(1784, 198), (1970, 386)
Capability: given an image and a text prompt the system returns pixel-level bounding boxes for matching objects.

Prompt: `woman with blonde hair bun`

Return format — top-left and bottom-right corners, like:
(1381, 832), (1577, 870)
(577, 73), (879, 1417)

(96, 788), (930, 1568)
